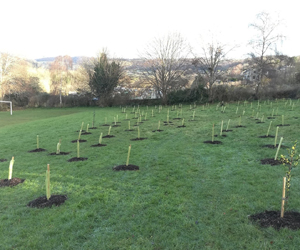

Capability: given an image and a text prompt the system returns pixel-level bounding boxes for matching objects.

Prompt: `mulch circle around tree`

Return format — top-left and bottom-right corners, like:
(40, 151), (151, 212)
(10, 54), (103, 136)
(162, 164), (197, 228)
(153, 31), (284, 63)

(214, 134), (227, 137)
(131, 138), (147, 141)
(234, 125), (246, 128)
(28, 148), (46, 153)
(125, 129), (134, 131)
(249, 210), (300, 230)
(203, 140), (222, 144)
(89, 127), (97, 129)
(112, 122), (121, 124)
(49, 152), (70, 155)
(27, 195), (67, 208)
(222, 129), (233, 132)
(81, 132), (92, 135)
(262, 144), (288, 149)
(152, 130), (164, 132)
(91, 143), (107, 147)
(258, 135), (275, 138)
(0, 159), (8, 162)
(293, 117), (298, 119)
(173, 118), (181, 120)
(0, 178), (25, 187)
(102, 124), (110, 126)
(163, 121), (173, 124)
(113, 164), (139, 171)
(76, 130), (86, 132)
(71, 139), (87, 143)
(67, 157), (88, 162)
(102, 135), (115, 138)
(112, 125), (121, 127)
(277, 124), (290, 127)
(260, 158), (282, 165)
(267, 117), (276, 119)
(256, 121), (265, 124)
(177, 125), (186, 128)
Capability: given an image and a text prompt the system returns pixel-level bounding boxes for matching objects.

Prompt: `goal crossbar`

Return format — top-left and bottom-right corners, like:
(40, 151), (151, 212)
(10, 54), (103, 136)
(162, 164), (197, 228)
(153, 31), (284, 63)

(0, 101), (12, 115)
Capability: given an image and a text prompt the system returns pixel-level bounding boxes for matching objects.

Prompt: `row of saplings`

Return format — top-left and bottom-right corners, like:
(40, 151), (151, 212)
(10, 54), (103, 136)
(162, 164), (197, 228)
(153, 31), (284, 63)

(0, 142), (135, 208)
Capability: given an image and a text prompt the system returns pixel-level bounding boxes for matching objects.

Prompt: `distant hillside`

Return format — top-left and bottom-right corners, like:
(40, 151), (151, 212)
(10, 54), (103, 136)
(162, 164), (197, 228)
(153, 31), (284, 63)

(35, 56), (82, 64)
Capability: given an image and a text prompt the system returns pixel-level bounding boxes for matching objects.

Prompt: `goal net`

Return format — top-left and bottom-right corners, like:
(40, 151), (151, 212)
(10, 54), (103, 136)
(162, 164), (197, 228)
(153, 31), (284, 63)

(0, 101), (12, 115)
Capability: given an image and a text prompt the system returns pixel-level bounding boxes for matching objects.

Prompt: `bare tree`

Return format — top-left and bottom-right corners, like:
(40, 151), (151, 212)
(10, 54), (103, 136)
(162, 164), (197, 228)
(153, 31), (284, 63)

(141, 33), (191, 104)
(248, 11), (284, 98)
(0, 53), (17, 99)
(192, 40), (236, 101)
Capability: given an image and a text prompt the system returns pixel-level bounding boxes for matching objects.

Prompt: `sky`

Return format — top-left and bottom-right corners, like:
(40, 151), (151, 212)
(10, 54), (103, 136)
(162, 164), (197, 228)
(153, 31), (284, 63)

(1, 0), (299, 60)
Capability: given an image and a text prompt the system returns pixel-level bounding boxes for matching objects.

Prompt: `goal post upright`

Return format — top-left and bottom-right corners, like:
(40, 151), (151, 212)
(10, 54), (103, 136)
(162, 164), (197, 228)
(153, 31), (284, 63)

(0, 101), (12, 115)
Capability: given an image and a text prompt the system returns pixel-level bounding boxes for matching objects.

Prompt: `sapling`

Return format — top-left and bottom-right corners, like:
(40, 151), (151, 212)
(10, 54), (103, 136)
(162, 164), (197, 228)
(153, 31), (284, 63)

(114, 117), (117, 125)
(266, 121), (272, 137)
(86, 124), (89, 132)
(212, 124), (215, 142)
(108, 126), (112, 135)
(282, 115), (284, 126)
(77, 140), (80, 158)
(276, 107), (278, 116)
(125, 113), (128, 120)
(226, 119), (231, 131)
(117, 115), (119, 122)
(56, 139), (61, 154)
(46, 164), (51, 200)
(251, 102), (253, 109)
(158, 120), (161, 130)
(137, 126), (140, 139)
(238, 116), (241, 126)
(177, 110), (179, 118)
(8, 156), (14, 180)
(260, 115), (264, 123)
(99, 133), (103, 144)
(182, 118), (185, 126)
(274, 137), (283, 160)
(192, 110), (195, 120)
(78, 130), (82, 141)
(274, 126), (279, 147)
(80, 122), (84, 131)
(144, 113), (147, 121)
(37, 135), (39, 149)
(220, 121), (223, 136)
(128, 121), (131, 130)
(126, 145), (131, 166)
(242, 110), (245, 116)
(271, 109), (274, 117)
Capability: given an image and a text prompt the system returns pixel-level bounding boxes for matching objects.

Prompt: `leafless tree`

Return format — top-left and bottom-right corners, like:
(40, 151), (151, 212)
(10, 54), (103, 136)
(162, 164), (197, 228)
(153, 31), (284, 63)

(0, 53), (17, 99)
(248, 11), (284, 97)
(192, 40), (236, 101)
(141, 33), (191, 104)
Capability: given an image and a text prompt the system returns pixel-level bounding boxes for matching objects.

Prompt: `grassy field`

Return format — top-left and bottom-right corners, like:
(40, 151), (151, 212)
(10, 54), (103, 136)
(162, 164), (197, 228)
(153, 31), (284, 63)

(0, 100), (300, 249)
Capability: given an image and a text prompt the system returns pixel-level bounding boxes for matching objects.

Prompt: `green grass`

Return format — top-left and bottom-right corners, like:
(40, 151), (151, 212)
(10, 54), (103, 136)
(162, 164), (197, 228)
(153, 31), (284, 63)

(1, 100), (300, 249)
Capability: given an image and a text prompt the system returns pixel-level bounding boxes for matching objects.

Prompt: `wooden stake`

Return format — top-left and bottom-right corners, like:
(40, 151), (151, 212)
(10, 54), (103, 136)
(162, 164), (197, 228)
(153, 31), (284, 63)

(281, 177), (286, 218)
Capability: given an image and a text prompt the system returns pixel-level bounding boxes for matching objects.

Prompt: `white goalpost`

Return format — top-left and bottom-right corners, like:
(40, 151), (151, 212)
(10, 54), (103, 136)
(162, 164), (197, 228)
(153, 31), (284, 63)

(0, 101), (12, 115)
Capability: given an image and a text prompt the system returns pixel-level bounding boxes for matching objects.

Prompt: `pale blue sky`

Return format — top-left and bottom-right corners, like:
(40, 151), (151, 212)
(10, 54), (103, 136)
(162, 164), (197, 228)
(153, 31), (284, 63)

(1, 0), (299, 59)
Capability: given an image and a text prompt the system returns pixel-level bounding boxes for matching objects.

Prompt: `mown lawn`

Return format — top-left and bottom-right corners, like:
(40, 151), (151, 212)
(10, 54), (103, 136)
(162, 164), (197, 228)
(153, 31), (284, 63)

(1, 100), (300, 249)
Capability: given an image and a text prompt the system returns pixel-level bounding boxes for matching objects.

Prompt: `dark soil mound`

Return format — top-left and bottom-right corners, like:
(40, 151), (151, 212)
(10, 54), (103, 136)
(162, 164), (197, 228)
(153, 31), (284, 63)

(71, 139), (87, 143)
(222, 130), (233, 132)
(204, 141), (222, 144)
(173, 118), (181, 120)
(49, 152), (70, 155)
(249, 210), (300, 230)
(112, 125), (121, 127)
(152, 130), (164, 132)
(277, 124), (290, 127)
(81, 132), (92, 135)
(67, 157), (88, 162)
(125, 129), (134, 131)
(102, 124), (110, 126)
(256, 121), (265, 124)
(267, 117), (276, 119)
(234, 125), (246, 128)
(27, 195), (67, 208)
(131, 138), (147, 141)
(102, 135), (115, 138)
(260, 158), (281, 165)
(214, 134), (227, 137)
(177, 125), (186, 128)
(0, 178), (25, 187)
(28, 148), (46, 153)
(91, 143), (107, 147)
(0, 159), (7, 162)
(89, 127), (97, 129)
(113, 164), (139, 171)
(258, 135), (275, 138)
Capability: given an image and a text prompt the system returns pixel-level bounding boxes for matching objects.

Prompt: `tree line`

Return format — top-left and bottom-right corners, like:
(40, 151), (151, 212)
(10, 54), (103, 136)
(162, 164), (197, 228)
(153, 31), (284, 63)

(1, 11), (300, 108)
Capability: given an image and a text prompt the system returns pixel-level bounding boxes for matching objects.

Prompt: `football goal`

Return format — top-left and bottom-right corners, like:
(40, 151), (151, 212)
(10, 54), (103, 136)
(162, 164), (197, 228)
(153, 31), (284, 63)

(0, 101), (12, 115)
